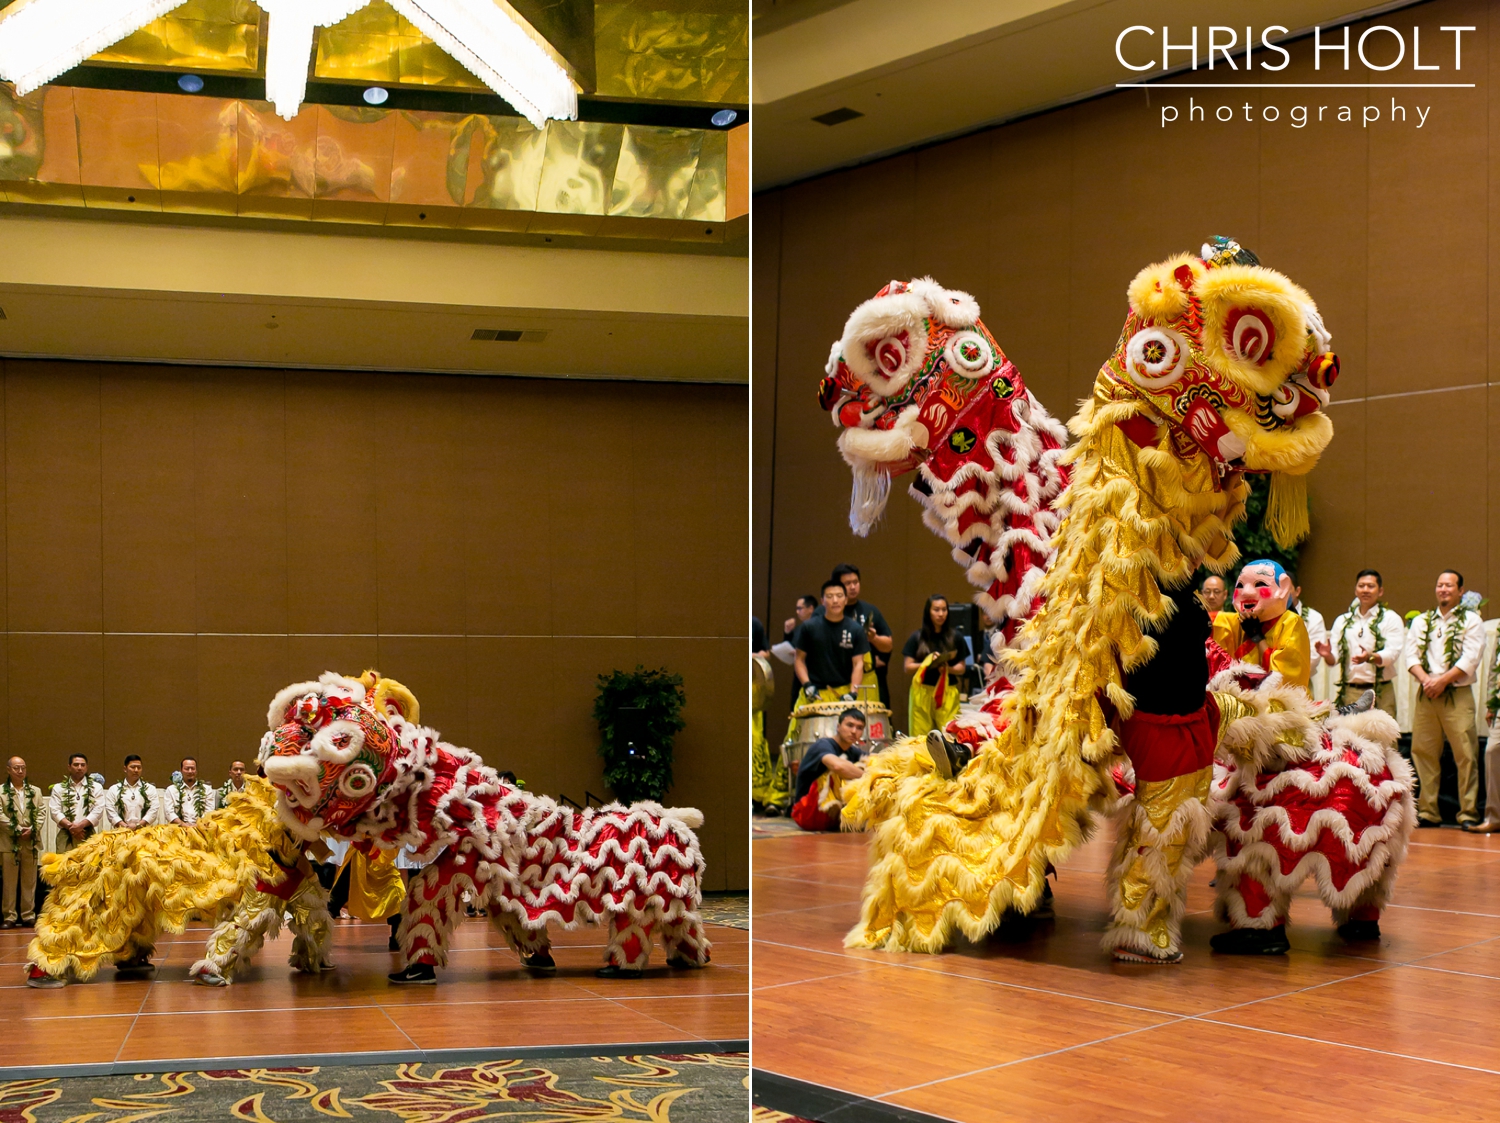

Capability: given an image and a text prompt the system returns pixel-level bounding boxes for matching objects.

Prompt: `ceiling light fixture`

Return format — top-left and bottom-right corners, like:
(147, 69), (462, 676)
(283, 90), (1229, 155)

(813, 107), (863, 126)
(362, 85), (388, 105)
(710, 109), (737, 127)
(0, 0), (577, 127)
(177, 73), (203, 92)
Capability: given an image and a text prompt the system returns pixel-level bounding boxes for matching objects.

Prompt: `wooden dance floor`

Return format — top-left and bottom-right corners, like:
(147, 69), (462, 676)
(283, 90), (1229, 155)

(0, 915), (747, 1075)
(753, 827), (1500, 1122)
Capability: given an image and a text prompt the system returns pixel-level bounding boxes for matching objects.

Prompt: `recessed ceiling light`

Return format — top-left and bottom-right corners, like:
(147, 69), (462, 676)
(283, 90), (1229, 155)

(177, 74), (204, 93)
(710, 109), (737, 127)
(363, 86), (389, 105)
(813, 107), (863, 126)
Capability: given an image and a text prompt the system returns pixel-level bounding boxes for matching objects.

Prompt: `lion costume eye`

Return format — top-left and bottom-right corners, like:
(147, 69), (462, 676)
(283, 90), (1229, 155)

(337, 764), (376, 799)
(944, 330), (995, 376)
(1224, 307), (1276, 365)
(1124, 327), (1188, 390)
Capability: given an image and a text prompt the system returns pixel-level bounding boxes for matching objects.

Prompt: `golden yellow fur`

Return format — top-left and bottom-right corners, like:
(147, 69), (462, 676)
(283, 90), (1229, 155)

(29, 778), (297, 980)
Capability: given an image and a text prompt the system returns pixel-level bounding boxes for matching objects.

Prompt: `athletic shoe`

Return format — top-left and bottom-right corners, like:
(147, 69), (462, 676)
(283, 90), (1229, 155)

(388, 963), (437, 984)
(1416, 819), (1442, 829)
(1111, 947), (1183, 964)
(1336, 689), (1376, 716)
(521, 951), (556, 974)
(115, 952), (155, 974)
(595, 964), (644, 979)
(191, 969), (229, 987)
(666, 954), (709, 969)
(1210, 926), (1291, 955)
(1336, 918), (1381, 942)
(25, 965), (64, 989)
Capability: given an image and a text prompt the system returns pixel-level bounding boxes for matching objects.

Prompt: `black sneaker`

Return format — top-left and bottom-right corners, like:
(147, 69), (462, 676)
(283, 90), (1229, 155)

(115, 952), (155, 974)
(1417, 819), (1442, 829)
(924, 731), (971, 780)
(1336, 918), (1381, 942)
(388, 963), (437, 985)
(1336, 689), (1376, 716)
(521, 951), (556, 974)
(666, 954), (709, 969)
(1210, 926), (1290, 955)
(595, 964), (644, 979)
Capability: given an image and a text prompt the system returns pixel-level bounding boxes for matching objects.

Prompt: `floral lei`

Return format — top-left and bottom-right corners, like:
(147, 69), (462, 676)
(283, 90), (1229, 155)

(58, 777), (97, 823)
(174, 777), (208, 821)
(1419, 606), (1469, 703)
(1335, 601), (1392, 696)
(3, 781), (39, 848)
(115, 780), (151, 823)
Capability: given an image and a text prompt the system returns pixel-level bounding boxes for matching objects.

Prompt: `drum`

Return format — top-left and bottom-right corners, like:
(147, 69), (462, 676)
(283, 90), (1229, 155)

(752, 654), (775, 713)
(780, 699), (894, 774)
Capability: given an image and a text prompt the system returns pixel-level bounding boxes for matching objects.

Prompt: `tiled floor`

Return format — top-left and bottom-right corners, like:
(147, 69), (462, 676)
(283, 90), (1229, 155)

(3, 916), (747, 1070)
(753, 826), (1500, 1122)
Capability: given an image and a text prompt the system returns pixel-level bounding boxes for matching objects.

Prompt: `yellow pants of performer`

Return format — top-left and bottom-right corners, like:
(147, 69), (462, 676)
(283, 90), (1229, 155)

(1337, 681), (1396, 719)
(1412, 691), (1479, 824)
(908, 660), (960, 739)
(340, 848), (407, 921)
(751, 709), (790, 807)
(1, 844), (37, 923)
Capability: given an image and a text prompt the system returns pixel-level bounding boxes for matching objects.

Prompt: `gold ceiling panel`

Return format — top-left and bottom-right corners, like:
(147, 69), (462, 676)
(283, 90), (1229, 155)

(313, 2), (483, 88)
(93, 0), (263, 74)
(0, 82), (735, 237)
(594, 1), (747, 104)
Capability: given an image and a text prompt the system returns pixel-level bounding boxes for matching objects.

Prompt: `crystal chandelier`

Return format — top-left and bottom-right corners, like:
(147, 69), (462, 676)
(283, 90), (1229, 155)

(0, 0), (578, 127)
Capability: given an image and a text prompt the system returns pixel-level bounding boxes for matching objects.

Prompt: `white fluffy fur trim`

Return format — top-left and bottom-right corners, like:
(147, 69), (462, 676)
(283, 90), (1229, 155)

(838, 407), (924, 469)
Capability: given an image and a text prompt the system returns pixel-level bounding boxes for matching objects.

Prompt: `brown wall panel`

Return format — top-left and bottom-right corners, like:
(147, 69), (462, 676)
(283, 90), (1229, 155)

(752, 192), (783, 622)
(101, 368), (197, 634)
(102, 634), (197, 771)
(6, 362), (102, 633)
(193, 371), (289, 635)
(1, 360), (746, 889)
(758, 0), (1498, 748)
(285, 372), (379, 637)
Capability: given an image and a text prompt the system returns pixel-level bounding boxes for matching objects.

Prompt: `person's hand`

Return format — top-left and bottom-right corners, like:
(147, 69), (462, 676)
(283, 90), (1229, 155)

(126, 818), (143, 829)
(1315, 639), (1333, 662)
(69, 823), (85, 839)
(803, 683), (819, 701)
(783, 617), (796, 636)
(1423, 677), (1447, 699)
(840, 692), (856, 702)
(19, 827), (31, 839)
(1351, 651), (1371, 665)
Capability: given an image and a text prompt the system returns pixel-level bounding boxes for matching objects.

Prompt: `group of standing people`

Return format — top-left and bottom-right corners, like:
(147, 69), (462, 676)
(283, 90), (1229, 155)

(1203, 566), (1498, 832)
(0, 754), (248, 927)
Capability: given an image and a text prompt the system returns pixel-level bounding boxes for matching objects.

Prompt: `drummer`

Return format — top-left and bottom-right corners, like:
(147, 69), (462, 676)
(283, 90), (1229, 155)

(790, 708), (867, 831)
(794, 580), (868, 711)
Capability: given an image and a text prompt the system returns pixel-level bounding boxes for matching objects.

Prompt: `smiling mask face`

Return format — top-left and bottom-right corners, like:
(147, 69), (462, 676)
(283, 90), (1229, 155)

(1233, 560), (1294, 623)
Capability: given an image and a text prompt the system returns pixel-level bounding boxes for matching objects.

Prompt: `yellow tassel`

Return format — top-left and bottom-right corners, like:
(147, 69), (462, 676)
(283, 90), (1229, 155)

(1265, 471), (1310, 548)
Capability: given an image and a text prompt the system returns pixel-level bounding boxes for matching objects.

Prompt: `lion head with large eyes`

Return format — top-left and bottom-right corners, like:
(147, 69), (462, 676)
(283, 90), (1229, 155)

(258, 671), (411, 838)
(1104, 237), (1338, 480)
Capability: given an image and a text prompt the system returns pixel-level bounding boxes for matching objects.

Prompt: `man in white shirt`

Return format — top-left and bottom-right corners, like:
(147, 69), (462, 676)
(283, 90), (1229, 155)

(217, 760), (248, 806)
(48, 754), (104, 855)
(162, 757), (216, 825)
(1403, 570), (1487, 828)
(98, 755), (161, 831)
(1317, 569), (1406, 718)
(0, 756), (44, 927)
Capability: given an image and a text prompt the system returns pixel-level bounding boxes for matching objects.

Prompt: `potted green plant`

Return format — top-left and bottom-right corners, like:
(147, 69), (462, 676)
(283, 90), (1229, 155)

(594, 666), (686, 804)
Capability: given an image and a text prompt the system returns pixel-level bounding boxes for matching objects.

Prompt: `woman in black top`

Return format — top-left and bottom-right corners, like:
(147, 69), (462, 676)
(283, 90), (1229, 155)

(902, 595), (968, 737)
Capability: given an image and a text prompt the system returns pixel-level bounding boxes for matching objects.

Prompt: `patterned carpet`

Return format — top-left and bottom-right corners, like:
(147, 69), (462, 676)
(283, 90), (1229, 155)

(0, 1055), (749, 1122)
(696, 893), (749, 929)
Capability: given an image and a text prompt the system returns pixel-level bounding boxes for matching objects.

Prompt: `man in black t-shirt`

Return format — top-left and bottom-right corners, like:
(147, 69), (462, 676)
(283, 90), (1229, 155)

(794, 580), (868, 703)
(791, 709), (867, 831)
(833, 565), (893, 706)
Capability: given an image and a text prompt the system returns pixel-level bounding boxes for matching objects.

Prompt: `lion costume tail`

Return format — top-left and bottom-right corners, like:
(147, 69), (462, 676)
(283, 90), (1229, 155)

(29, 778), (288, 980)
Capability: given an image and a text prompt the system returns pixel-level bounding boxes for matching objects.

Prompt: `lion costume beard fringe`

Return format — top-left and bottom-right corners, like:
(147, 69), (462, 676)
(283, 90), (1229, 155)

(28, 777), (329, 982)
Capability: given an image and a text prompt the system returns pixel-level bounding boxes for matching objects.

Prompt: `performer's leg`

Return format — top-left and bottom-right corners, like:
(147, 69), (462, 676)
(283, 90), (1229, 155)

(1211, 871), (1293, 954)
(1, 848), (17, 924)
(1410, 695), (1444, 824)
(392, 850), (470, 981)
(1441, 694), (1480, 825)
(486, 905), (554, 973)
(909, 680), (934, 739)
(661, 911), (713, 968)
(601, 912), (655, 975)
(286, 874), (334, 974)
(1482, 729), (1500, 828)
(191, 889), (279, 985)
(1333, 888), (1383, 940)
(19, 848), (36, 923)
(1102, 766), (1213, 963)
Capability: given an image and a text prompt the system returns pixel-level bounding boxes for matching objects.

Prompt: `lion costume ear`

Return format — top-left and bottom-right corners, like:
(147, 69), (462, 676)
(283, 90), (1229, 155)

(358, 669), (420, 725)
(1126, 253), (1201, 324)
(1194, 265), (1318, 396)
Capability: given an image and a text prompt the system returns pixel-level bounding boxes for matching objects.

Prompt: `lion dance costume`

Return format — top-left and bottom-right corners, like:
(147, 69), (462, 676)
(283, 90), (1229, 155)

(260, 671), (711, 980)
(820, 240), (1413, 963)
(26, 777), (331, 987)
